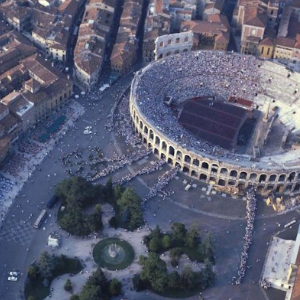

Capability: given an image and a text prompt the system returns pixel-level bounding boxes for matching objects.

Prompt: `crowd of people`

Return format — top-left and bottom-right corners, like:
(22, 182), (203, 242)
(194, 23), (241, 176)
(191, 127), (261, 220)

(234, 188), (257, 285)
(133, 51), (262, 161)
(90, 149), (152, 182)
(114, 160), (166, 185)
(260, 278), (271, 289)
(143, 166), (179, 203)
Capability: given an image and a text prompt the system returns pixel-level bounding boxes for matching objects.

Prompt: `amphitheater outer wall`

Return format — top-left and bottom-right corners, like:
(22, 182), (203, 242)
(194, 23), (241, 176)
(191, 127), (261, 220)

(129, 88), (300, 195)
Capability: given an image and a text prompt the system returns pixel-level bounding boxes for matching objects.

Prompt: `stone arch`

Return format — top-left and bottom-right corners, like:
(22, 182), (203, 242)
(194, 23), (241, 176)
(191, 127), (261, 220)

(239, 172), (247, 179)
(294, 183), (300, 191)
(175, 49), (180, 54)
(267, 185), (274, 191)
(200, 173), (207, 181)
(184, 155), (191, 164)
(183, 166), (189, 173)
(175, 162), (181, 169)
(211, 164), (218, 173)
(161, 153), (166, 159)
(155, 136), (160, 146)
(143, 138), (147, 144)
(218, 179), (226, 186)
(144, 126), (148, 134)
(250, 173), (257, 180)
(154, 148), (159, 155)
(279, 174), (286, 182)
(162, 141), (167, 151)
(169, 146), (175, 156)
(276, 185), (284, 193)
(133, 110), (136, 119)
(149, 129), (154, 140)
(166, 51), (172, 56)
(168, 158), (173, 164)
(298, 173), (300, 180)
(139, 120), (143, 129)
(220, 168), (228, 175)
(209, 177), (217, 184)
(288, 172), (296, 181)
(183, 48), (188, 52)
(176, 150), (182, 160)
(191, 170), (198, 177)
(228, 180), (235, 185)
(201, 162), (209, 169)
(259, 174), (267, 183)
(193, 158), (199, 166)
(230, 170), (237, 177)
(269, 174), (277, 182)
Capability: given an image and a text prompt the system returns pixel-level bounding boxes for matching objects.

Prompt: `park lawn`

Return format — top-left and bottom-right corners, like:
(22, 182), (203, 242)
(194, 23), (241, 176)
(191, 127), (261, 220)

(181, 246), (204, 262)
(25, 257), (83, 300)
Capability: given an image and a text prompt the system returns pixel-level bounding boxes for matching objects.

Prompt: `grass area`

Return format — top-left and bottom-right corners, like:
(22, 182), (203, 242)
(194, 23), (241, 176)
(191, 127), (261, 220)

(181, 246), (203, 262)
(93, 238), (134, 270)
(25, 257), (83, 300)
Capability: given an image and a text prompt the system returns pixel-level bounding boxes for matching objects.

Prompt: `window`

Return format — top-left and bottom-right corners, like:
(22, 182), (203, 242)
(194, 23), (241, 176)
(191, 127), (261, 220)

(176, 38), (180, 43)
(251, 29), (256, 36)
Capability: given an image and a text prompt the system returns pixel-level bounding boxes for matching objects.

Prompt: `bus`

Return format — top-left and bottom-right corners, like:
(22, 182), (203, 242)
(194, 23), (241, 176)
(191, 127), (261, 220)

(33, 209), (47, 229)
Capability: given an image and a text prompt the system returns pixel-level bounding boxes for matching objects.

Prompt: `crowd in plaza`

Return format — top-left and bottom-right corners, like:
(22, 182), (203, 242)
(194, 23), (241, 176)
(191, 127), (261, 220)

(133, 51), (262, 160)
(114, 160), (166, 185)
(143, 166), (179, 203)
(234, 188), (257, 285)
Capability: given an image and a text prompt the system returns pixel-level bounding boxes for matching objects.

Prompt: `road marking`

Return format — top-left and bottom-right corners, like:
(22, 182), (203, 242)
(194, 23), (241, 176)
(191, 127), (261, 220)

(83, 119), (92, 124)
(206, 185), (212, 195)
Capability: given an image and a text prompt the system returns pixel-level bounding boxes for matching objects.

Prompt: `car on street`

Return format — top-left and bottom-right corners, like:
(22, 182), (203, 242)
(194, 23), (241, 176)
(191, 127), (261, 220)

(9, 272), (18, 277)
(7, 276), (17, 282)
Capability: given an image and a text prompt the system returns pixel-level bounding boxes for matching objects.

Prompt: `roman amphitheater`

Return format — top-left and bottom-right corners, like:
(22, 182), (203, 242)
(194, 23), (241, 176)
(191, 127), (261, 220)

(129, 51), (300, 195)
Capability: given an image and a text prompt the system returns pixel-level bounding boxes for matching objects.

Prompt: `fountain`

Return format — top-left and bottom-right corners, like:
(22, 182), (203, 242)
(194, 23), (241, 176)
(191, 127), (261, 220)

(108, 243), (120, 258)
(93, 238), (135, 270)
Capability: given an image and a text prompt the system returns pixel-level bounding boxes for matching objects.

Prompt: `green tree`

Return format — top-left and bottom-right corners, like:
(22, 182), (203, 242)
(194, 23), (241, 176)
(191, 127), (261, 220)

(88, 208), (103, 233)
(202, 258), (215, 287)
(181, 266), (196, 290)
(185, 226), (200, 248)
(114, 185), (125, 200)
(70, 295), (80, 300)
(64, 278), (72, 292)
(144, 225), (161, 246)
(60, 208), (89, 236)
(105, 177), (113, 198)
(168, 271), (181, 289)
(27, 296), (35, 300)
(37, 251), (57, 278)
(117, 188), (143, 230)
(109, 278), (122, 296)
(132, 275), (145, 291)
(171, 223), (187, 241)
(139, 253), (168, 292)
(169, 248), (182, 267)
(28, 265), (38, 280)
(203, 233), (215, 264)
(162, 235), (172, 249)
(149, 237), (160, 252)
(56, 177), (97, 209)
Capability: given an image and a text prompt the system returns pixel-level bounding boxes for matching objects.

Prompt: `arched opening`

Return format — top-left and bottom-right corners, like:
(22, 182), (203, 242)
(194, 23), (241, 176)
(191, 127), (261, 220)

(294, 183), (300, 192)
(139, 132), (142, 139)
(154, 148), (159, 155)
(267, 185), (273, 191)
(279, 174), (286, 182)
(200, 174), (207, 181)
(184, 155), (191, 163)
(218, 179), (225, 186)
(155, 136), (160, 146)
(201, 162), (209, 170)
(276, 185), (284, 193)
(211, 164), (218, 173)
(259, 174), (267, 183)
(289, 172), (296, 181)
(193, 159), (199, 166)
(220, 168), (228, 175)
(239, 172), (247, 180)
(238, 182), (245, 189)
(269, 174), (277, 182)
(228, 180), (235, 185)
(149, 130), (154, 140)
(139, 120), (143, 129)
(183, 48), (188, 52)
(161, 153), (166, 159)
(191, 170), (197, 177)
(167, 158), (173, 164)
(169, 146), (175, 156)
(175, 162), (181, 169)
(298, 173), (300, 180)
(209, 177), (217, 184)
(285, 185), (292, 191)
(162, 141), (167, 151)
(250, 173), (257, 180)
(257, 186), (264, 194)
(183, 166), (189, 173)
(148, 143), (152, 148)
(144, 126), (148, 134)
(176, 150), (182, 160)
(143, 138), (147, 144)
(230, 170), (237, 177)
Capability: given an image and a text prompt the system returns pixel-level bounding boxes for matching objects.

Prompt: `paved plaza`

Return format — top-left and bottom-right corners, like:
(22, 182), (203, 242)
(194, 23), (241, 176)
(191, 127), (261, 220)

(0, 72), (299, 300)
